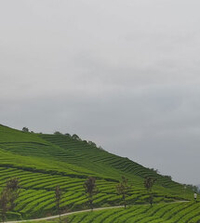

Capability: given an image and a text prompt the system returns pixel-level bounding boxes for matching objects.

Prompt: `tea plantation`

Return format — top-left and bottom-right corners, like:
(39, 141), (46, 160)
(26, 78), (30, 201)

(42, 202), (200, 223)
(0, 124), (197, 222)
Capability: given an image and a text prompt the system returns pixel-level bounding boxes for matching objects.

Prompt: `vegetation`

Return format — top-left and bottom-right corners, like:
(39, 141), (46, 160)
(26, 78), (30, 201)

(144, 177), (157, 206)
(55, 185), (62, 219)
(0, 178), (20, 222)
(22, 127), (29, 132)
(62, 202), (200, 223)
(84, 177), (98, 210)
(116, 176), (131, 208)
(0, 124), (197, 221)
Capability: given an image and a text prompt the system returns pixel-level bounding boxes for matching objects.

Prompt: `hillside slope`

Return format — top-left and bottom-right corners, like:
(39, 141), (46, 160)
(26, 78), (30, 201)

(0, 124), (193, 220)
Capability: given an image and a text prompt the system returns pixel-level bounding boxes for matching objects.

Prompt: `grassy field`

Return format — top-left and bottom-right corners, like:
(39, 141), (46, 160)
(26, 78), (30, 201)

(0, 124), (196, 221)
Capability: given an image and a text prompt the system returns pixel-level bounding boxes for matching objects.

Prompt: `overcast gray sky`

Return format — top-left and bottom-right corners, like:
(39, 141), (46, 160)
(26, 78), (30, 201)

(1, 0), (200, 185)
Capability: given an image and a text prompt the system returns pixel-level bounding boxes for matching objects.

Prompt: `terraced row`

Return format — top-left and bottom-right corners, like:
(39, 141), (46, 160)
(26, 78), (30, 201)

(40, 134), (189, 198)
(0, 165), (180, 219)
(0, 133), (186, 195)
(66, 202), (200, 223)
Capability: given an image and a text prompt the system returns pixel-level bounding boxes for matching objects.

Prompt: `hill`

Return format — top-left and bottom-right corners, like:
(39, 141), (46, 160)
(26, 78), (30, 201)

(0, 124), (194, 220)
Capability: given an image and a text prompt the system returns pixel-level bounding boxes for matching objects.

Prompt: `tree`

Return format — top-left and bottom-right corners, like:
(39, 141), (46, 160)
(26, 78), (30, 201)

(72, 134), (82, 141)
(0, 189), (9, 222)
(84, 177), (98, 210)
(54, 131), (62, 135)
(116, 176), (131, 208)
(6, 178), (20, 210)
(55, 185), (62, 219)
(22, 127), (29, 132)
(0, 178), (20, 222)
(98, 146), (104, 151)
(88, 141), (96, 147)
(144, 177), (156, 206)
(64, 133), (71, 137)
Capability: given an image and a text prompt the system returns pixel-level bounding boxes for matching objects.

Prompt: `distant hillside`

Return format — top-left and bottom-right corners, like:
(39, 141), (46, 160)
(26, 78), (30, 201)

(0, 124), (193, 220)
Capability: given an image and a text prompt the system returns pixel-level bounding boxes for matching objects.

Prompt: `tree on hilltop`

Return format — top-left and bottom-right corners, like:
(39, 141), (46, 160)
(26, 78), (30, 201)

(22, 127), (29, 132)
(88, 141), (96, 147)
(64, 133), (71, 137)
(54, 131), (62, 135)
(72, 134), (81, 140)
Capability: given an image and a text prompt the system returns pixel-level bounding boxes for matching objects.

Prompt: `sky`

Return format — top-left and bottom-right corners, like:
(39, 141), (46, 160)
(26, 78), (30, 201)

(1, 0), (200, 185)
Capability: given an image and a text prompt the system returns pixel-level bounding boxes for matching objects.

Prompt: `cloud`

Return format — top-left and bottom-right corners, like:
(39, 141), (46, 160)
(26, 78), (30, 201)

(1, 0), (200, 184)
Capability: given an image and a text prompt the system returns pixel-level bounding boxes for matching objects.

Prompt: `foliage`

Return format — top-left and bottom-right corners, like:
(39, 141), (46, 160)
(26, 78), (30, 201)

(144, 177), (157, 206)
(22, 127), (29, 132)
(144, 177), (156, 192)
(88, 141), (96, 147)
(55, 185), (62, 219)
(6, 177), (20, 209)
(116, 176), (131, 208)
(54, 131), (62, 135)
(0, 178), (20, 222)
(72, 134), (81, 140)
(0, 188), (9, 222)
(64, 133), (71, 137)
(84, 177), (98, 210)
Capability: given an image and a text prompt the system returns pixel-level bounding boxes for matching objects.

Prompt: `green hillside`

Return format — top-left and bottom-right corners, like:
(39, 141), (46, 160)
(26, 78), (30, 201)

(0, 124), (194, 220)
